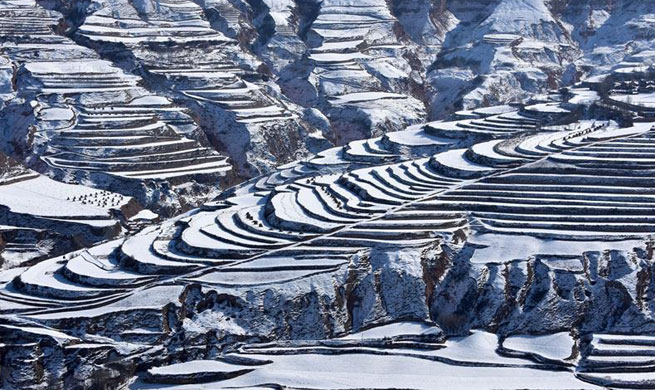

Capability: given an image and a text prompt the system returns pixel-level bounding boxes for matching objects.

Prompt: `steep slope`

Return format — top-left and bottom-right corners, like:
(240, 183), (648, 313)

(15, 0), (655, 181)
(295, 0), (428, 143)
(0, 0), (232, 214)
(426, 0), (578, 117)
(562, 0), (655, 75)
(6, 65), (655, 388)
(60, 0), (429, 156)
(65, 0), (330, 177)
(6, 4), (655, 389)
(8, 0), (655, 182)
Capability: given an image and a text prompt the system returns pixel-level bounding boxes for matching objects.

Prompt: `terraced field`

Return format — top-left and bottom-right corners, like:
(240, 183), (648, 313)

(74, 0), (321, 175)
(0, 152), (139, 269)
(4, 81), (655, 387)
(238, 103), (550, 193)
(5, 110), (639, 292)
(0, 0), (230, 197)
(128, 326), (592, 389)
(79, 3), (297, 124)
(5, 3), (655, 386)
(307, 0), (399, 97)
(305, 0), (426, 142)
(576, 334), (655, 388)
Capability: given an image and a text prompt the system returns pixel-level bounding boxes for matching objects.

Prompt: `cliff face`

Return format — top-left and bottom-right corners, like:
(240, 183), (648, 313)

(165, 242), (655, 342)
(4, 240), (654, 388)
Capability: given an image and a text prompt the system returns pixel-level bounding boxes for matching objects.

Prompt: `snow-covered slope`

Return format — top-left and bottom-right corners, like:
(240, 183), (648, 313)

(70, 0), (329, 177)
(0, 152), (140, 269)
(0, 0), (231, 215)
(6, 66), (655, 388)
(6, 2), (655, 389)
(4, 0), (655, 198)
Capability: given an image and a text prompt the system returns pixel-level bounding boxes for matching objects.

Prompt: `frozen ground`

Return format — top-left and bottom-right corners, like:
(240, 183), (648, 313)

(4, 1), (655, 389)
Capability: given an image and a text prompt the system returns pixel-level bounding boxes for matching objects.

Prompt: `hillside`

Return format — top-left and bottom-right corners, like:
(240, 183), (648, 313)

(5, 52), (655, 387)
(4, 0), (655, 180)
(5, 0), (655, 389)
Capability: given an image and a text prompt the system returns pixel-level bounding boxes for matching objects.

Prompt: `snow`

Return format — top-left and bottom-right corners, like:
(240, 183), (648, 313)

(0, 0), (233, 192)
(433, 149), (495, 172)
(0, 172), (38, 185)
(24, 59), (122, 74)
(385, 127), (453, 147)
(0, 324), (79, 345)
(148, 360), (248, 376)
(432, 331), (532, 365)
(580, 371), (655, 383)
(270, 191), (342, 231)
(123, 227), (201, 269)
(589, 9), (611, 28)
(28, 285), (185, 320)
(79, 22), (230, 44)
(482, 0), (557, 36)
(470, 140), (523, 163)
(610, 92), (655, 108)
(38, 107), (74, 121)
(314, 40), (361, 52)
(19, 257), (102, 294)
(0, 176), (128, 218)
(129, 209), (159, 221)
(483, 33), (522, 43)
(468, 233), (645, 264)
(503, 332), (574, 360)
(157, 351), (599, 390)
(229, 255), (346, 270)
(569, 88), (600, 105)
(0, 266), (27, 282)
(129, 96), (170, 106)
(473, 105), (517, 116)
(594, 334), (655, 343)
(517, 39), (559, 50)
(584, 75), (607, 84)
(112, 160), (230, 180)
(295, 187), (359, 223)
(329, 92), (406, 105)
(8, 2), (655, 388)
(193, 269), (330, 286)
(309, 52), (370, 63)
(65, 251), (148, 281)
(342, 322), (439, 340)
(587, 122), (652, 140)
(613, 65), (649, 75)
(525, 103), (571, 113)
